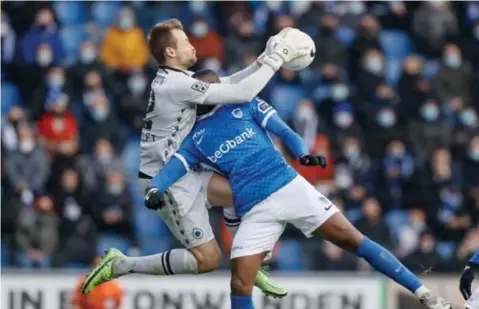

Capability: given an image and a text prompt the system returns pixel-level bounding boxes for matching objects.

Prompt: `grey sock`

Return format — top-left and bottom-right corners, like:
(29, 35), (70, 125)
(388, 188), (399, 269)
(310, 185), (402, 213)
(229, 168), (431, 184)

(113, 249), (198, 277)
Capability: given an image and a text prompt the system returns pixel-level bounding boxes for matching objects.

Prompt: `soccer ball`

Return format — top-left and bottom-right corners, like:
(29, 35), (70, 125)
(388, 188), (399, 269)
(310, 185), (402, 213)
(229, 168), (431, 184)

(282, 30), (316, 71)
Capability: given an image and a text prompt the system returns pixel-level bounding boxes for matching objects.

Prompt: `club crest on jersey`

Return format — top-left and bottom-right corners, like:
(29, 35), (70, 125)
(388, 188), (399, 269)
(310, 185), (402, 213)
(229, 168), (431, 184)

(232, 108), (243, 119)
(192, 128), (206, 145)
(257, 99), (272, 114)
(191, 81), (210, 93)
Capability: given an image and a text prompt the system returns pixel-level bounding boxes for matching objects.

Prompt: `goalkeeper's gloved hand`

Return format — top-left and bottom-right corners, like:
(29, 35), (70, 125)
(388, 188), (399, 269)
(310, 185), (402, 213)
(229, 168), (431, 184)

(258, 27), (292, 65)
(261, 28), (310, 71)
(144, 187), (164, 210)
(300, 154), (327, 168)
(460, 263), (478, 300)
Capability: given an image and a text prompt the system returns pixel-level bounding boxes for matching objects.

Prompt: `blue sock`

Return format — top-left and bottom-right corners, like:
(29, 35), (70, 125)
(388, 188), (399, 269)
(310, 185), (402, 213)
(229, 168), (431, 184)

(231, 295), (254, 309)
(357, 237), (422, 293)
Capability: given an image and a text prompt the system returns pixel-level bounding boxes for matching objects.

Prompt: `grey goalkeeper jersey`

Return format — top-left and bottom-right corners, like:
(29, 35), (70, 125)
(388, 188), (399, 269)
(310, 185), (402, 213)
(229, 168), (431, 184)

(139, 66), (209, 177)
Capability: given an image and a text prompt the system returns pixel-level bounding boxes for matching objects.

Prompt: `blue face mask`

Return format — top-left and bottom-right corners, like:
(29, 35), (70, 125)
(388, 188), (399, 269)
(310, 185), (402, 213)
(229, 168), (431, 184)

(92, 109), (107, 121)
(331, 84), (349, 101)
(48, 73), (65, 89)
(421, 104), (439, 121)
(444, 54), (461, 69)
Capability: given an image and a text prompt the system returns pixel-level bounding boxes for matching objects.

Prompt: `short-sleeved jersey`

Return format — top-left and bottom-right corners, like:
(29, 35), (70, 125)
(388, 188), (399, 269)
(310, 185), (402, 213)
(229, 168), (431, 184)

(176, 98), (298, 216)
(139, 66), (216, 176)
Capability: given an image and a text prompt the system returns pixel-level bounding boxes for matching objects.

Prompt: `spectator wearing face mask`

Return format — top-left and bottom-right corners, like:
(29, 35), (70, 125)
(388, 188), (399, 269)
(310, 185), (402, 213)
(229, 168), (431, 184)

(340, 137), (375, 193)
(2, 107), (27, 152)
(188, 17), (223, 67)
(396, 208), (428, 258)
(312, 14), (348, 68)
(402, 230), (445, 273)
(77, 139), (123, 192)
(20, 8), (64, 66)
(68, 41), (115, 96)
(412, 1), (459, 58)
(356, 49), (387, 102)
(398, 55), (431, 117)
(1, 12), (16, 81)
(433, 43), (475, 107)
(367, 107), (405, 158)
(14, 193), (59, 268)
(408, 98), (451, 162)
(37, 92), (79, 158)
(4, 124), (50, 195)
(118, 71), (150, 134)
(313, 240), (358, 271)
(94, 169), (136, 246)
(292, 99), (319, 150)
(53, 169), (97, 267)
(376, 140), (415, 212)
(450, 107), (479, 156)
(355, 198), (393, 249)
(100, 7), (149, 72)
(81, 94), (127, 154)
(331, 103), (364, 155)
(349, 15), (383, 78)
(30, 66), (70, 121)
(224, 17), (259, 69)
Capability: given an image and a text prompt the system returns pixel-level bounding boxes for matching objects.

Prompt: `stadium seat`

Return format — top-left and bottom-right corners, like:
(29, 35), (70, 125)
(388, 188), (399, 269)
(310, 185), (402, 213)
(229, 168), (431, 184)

(60, 26), (88, 60)
(91, 1), (122, 28)
(276, 240), (307, 271)
(139, 237), (172, 256)
(436, 241), (456, 261)
(134, 208), (170, 238)
(336, 27), (356, 47)
(385, 209), (409, 239)
(379, 30), (412, 60)
(345, 209), (363, 223)
(423, 60), (439, 79)
(385, 58), (403, 86)
(1, 241), (7, 266)
(123, 137), (141, 179)
(53, 1), (86, 25)
(97, 233), (130, 255)
(269, 85), (305, 123)
(1, 82), (22, 115)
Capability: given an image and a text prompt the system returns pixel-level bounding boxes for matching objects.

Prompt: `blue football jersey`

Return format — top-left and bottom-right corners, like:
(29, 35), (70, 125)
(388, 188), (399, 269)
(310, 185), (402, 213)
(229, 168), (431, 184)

(177, 98), (298, 216)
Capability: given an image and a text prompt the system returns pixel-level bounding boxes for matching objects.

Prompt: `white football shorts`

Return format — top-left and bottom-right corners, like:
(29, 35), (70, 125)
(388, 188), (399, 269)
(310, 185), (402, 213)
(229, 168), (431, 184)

(230, 175), (340, 259)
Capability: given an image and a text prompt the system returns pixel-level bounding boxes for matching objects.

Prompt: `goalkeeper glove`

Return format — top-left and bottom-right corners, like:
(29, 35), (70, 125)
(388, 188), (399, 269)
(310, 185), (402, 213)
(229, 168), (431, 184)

(460, 263), (479, 300)
(300, 154), (327, 168)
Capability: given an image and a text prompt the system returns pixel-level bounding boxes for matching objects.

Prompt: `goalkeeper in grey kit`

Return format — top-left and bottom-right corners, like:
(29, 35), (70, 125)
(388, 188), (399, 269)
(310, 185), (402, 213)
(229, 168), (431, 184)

(82, 20), (310, 296)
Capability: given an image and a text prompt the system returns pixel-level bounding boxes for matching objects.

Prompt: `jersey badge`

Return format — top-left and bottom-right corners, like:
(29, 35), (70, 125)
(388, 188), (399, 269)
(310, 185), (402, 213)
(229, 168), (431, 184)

(232, 108), (243, 119)
(258, 99), (272, 114)
(191, 81), (210, 93)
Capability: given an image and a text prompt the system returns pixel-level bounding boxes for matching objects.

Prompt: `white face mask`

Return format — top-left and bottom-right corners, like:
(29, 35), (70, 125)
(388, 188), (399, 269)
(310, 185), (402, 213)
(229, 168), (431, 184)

(192, 22), (208, 38)
(344, 145), (360, 160)
(377, 110), (396, 128)
(37, 51), (53, 67)
(460, 109), (479, 127)
(336, 173), (353, 189)
(119, 16), (134, 30)
(266, 0), (282, 11)
(128, 76), (147, 95)
(80, 48), (96, 64)
(349, 1), (366, 14)
(444, 54), (462, 69)
(190, 1), (207, 13)
(20, 140), (35, 153)
(366, 57), (383, 74)
(1, 22), (9, 36)
(331, 84), (349, 101)
(334, 112), (353, 128)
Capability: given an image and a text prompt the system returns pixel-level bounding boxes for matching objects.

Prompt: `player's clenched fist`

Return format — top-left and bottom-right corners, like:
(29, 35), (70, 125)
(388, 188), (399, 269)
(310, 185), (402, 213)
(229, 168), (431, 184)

(300, 154), (327, 168)
(259, 27), (310, 71)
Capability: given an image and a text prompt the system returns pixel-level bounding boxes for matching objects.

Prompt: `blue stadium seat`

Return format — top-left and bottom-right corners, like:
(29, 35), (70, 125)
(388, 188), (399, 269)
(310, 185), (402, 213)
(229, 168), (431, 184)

(1, 241), (7, 266)
(276, 240), (306, 271)
(91, 1), (122, 28)
(1, 82), (21, 115)
(53, 1), (86, 25)
(436, 241), (456, 260)
(134, 208), (170, 238)
(385, 58), (403, 86)
(423, 60), (439, 79)
(336, 27), (356, 47)
(139, 237), (172, 256)
(346, 209), (363, 223)
(123, 137), (141, 179)
(385, 209), (409, 239)
(60, 26), (88, 59)
(269, 85), (305, 122)
(97, 233), (130, 254)
(380, 30), (412, 60)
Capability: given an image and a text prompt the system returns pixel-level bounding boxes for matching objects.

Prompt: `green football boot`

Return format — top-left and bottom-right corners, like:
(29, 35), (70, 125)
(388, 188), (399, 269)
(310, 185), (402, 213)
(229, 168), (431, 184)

(254, 265), (288, 298)
(81, 248), (125, 295)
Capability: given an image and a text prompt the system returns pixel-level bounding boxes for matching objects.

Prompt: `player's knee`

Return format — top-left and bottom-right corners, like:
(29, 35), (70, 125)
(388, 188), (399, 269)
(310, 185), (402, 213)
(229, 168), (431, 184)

(191, 242), (222, 273)
(230, 274), (254, 296)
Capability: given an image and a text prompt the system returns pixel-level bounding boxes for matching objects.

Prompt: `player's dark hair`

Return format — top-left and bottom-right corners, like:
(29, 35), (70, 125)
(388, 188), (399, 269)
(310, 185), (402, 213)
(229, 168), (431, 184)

(192, 70), (219, 117)
(148, 19), (184, 64)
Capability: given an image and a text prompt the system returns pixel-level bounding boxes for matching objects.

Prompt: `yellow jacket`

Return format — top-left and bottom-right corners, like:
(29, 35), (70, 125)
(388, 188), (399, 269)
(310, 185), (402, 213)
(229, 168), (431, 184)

(100, 27), (149, 70)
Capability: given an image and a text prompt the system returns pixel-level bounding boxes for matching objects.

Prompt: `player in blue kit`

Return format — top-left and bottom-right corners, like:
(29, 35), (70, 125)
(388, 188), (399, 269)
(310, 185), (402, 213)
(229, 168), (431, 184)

(144, 70), (452, 309)
(460, 251), (479, 308)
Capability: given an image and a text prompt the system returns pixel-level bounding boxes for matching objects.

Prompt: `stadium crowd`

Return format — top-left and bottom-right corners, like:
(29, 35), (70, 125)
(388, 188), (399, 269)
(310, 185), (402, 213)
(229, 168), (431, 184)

(1, 1), (479, 273)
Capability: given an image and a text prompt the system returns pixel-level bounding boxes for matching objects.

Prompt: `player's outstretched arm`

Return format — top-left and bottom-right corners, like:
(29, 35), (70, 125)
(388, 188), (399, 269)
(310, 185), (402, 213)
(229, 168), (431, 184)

(460, 251), (479, 300)
(148, 155), (190, 194)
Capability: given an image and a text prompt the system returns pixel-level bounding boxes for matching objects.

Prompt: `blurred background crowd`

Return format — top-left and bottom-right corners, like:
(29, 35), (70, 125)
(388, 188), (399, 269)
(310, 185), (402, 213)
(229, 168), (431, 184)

(1, 0), (479, 274)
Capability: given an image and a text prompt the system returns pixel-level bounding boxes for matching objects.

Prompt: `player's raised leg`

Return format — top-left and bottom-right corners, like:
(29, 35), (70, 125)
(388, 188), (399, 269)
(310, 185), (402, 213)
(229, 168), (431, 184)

(205, 172), (287, 298)
(312, 208), (452, 309)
